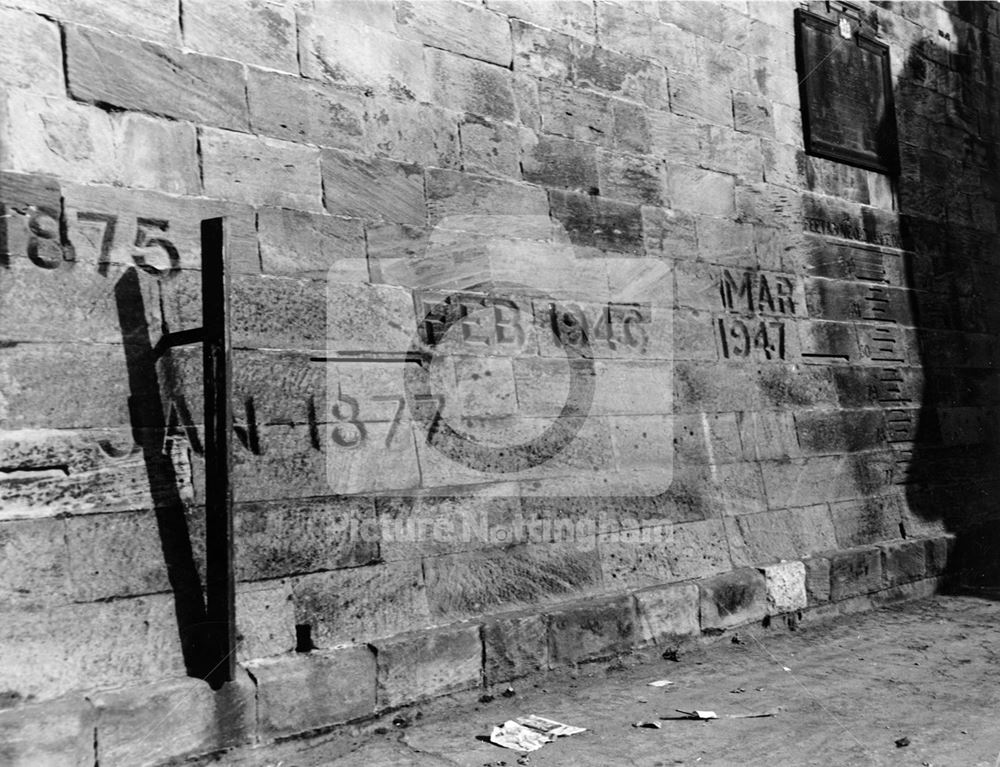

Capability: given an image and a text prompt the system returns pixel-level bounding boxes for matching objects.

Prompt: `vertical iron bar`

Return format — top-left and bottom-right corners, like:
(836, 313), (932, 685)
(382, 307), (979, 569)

(201, 217), (235, 687)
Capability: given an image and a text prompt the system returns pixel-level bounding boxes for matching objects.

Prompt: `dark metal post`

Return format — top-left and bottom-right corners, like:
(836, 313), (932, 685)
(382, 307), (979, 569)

(201, 217), (235, 687)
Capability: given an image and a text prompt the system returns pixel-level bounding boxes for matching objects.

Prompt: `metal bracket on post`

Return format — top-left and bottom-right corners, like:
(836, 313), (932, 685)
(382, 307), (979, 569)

(153, 217), (235, 688)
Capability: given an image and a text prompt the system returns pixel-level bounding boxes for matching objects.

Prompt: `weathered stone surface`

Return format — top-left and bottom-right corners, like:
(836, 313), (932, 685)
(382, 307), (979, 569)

(91, 673), (254, 767)
(0, 596), (186, 701)
(760, 452), (895, 509)
(298, 5), (429, 101)
(537, 83), (613, 145)
(234, 578), (296, 662)
(795, 409), (887, 454)
(759, 560), (807, 613)
(601, 518), (731, 587)
(367, 97), (461, 168)
(598, 150), (665, 206)
(512, 18), (576, 80)
(459, 117), (523, 177)
(547, 595), (637, 665)
(65, 26), (247, 130)
(321, 148), (424, 224)
(424, 544), (603, 617)
(521, 134), (599, 192)
(488, 0), (596, 42)
(0, 8), (64, 94)
(0, 92), (117, 185)
(733, 90), (776, 137)
(0, 518), (69, 607)
(235, 497), (378, 581)
(65, 511), (170, 602)
(698, 125), (764, 180)
(115, 114), (199, 196)
(395, 0), (511, 66)
(0, 696), (94, 767)
(634, 582), (699, 645)
(828, 547), (882, 601)
(246, 645), (376, 737)
(670, 71), (733, 126)
(803, 556), (831, 604)
(829, 495), (903, 548)
(201, 129), (322, 211)
(427, 48), (516, 122)
(257, 207), (365, 278)
(699, 568), (767, 630)
(183, 0), (297, 72)
(695, 216), (756, 267)
(374, 624), (482, 708)
(248, 68), (366, 152)
(12, 0), (179, 45)
(482, 613), (548, 684)
(641, 205), (698, 258)
(924, 535), (956, 576)
(292, 560), (430, 646)
(879, 539), (926, 588)
(426, 168), (549, 223)
(574, 40), (668, 107)
(667, 165), (736, 217)
(724, 505), (837, 566)
(548, 189), (643, 254)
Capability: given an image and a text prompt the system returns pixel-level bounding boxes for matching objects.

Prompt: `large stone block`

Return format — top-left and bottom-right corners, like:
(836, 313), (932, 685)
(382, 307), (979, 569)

(247, 68), (366, 153)
(183, 0), (297, 72)
(91, 673), (254, 767)
(367, 97), (461, 169)
(828, 546), (882, 601)
(733, 90), (776, 137)
(395, 0), (511, 66)
(760, 452), (895, 509)
(698, 568), (767, 630)
(321, 148), (424, 224)
(292, 560), (430, 646)
(423, 544), (603, 618)
(298, 5), (430, 101)
(0, 7), (64, 94)
(803, 555), (830, 604)
(0, 517), (70, 608)
(724, 505), (838, 566)
(114, 114), (199, 196)
(235, 579), (296, 661)
(512, 18), (576, 80)
(666, 165), (736, 217)
(547, 595), (638, 665)
(537, 82), (613, 145)
(426, 47), (516, 122)
(201, 129), (322, 211)
(482, 612), (548, 685)
(426, 168), (549, 223)
(924, 534), (956, 576)
(573, 40), (668, 108)
(597, 149), (665, 206)
(235, 497), (378, 581)
(0, 92), (117, 185)
(246, 645), (376, 737)
(521, 134), (599, 192)
(65, 26), (247, 130)
(11, 0), (179, 45)
(670, 71), (733, 126)
(634, 582), (699, 645)
(459, 117), (524, 177)
(488, 0), (596, 43)
(374, 624), (482, 708)
(794, 409), (887, 454)
(829, 495), (904, 548)
(758, 560), (807, 613)
(0, 696), (94, 767)
(548, 189), (643, 254)
(879, 539), (927, 588)
(257, 206), (365, 278)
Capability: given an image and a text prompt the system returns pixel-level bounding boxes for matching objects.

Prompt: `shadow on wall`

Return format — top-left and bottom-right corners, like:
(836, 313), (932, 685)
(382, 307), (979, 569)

(893, 1), (1000, 589)
(114, 267), (214, 677)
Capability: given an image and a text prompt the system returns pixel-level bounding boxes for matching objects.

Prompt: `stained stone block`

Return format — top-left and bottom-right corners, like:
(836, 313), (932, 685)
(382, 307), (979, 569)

(803, 555), (831, 604)
(483, 613), (549, 684)
(427, 47), (515, 122)
(634, 582), (699, 645)
(395, 0), (511, 66)
(547, 595), (638, 665)
(828, 546), (882, 601)
(374, 624), (482, 708)
(758, 560), (807, 613)
(247, 646), (376, 737)
(698, 568), (767, 630)
(0, 696), (95, 767)
(879, 539), (927, 588)
(521, 134), (599, 192)
(183, 0), (297, 72)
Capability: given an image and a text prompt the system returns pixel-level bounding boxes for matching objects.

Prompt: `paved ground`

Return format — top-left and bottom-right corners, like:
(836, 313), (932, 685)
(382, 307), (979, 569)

(211, 595), (1000, 767)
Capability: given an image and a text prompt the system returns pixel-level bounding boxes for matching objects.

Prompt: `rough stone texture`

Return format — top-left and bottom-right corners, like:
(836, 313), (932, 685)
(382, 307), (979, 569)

(395, 0), (511, 67)
(759, 560), (808, 613)
(699, 568), (767, 630)
(246, 645), (376, 737)
(634, 582), (700, 645)
(91, 673), (254, 767)
(547, 595), (638, 665)
(65, 25), (248, 130)
(0, 7), (64, 95)
(804, 556), (831, 605)
(321, 148), (424, 223)
(880, 539), (927, 588)
(0, 696), (94, 767)
(183, 0), (297, 72)
(201, 129), (323, 211)
(483, 613), (549, 685)
(374, 624), (482, 709)
(829, 547), (883, 602)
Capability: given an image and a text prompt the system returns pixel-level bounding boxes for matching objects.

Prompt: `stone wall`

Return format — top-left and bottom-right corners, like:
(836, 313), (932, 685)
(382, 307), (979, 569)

(0, 0), (997, 764)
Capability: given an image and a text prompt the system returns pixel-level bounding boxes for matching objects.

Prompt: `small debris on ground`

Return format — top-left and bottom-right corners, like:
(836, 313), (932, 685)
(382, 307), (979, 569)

(895, 736), (911, 748)
(662, 648), (680, 662)
(648, 679), (674, 687)
(730, 687), (746, 694)
(726, 709), (781, 719)
(502, 686), (517, 698)
(731, 634), (745, 645)
(632, 721), (662, 729)
(480, 694), (495, 703)
(489, 716), (586, 753)
(671, 709), (718, 720)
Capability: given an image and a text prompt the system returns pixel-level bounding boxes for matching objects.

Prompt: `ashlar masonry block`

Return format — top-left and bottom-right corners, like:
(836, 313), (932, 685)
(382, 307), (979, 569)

(758, 560), (807, 613)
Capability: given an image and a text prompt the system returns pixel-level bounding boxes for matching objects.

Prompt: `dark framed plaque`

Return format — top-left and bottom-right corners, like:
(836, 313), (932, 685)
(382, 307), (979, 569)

(795, 8), (899, 175)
